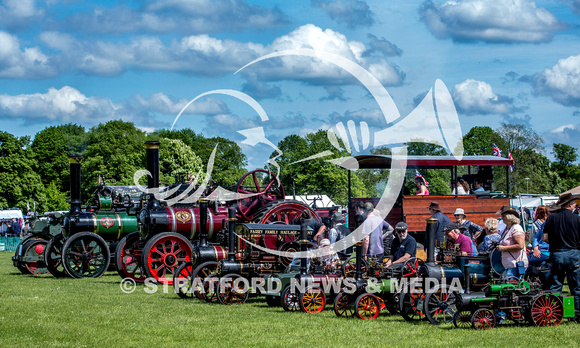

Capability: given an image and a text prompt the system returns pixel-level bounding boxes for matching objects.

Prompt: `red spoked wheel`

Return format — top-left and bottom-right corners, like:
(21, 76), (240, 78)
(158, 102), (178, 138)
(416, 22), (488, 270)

(173, 261), (194, 299)
(334, 292), (354, 317)
(44, 233), (68, 278)
(355, 293), (381, 320)
(191, 261), (219, 300)
(277, 241), (299, 267)
(400, 290), (426, 321)
(401, 257), (425, 278)
(529, 294), (564, 327)
(251, 200), (320, 225)
(235, 169), (285, 221)
(201, 273), (219, 303)
(141, 233), (193, 285)
(18, 238), (49, 275)
(282, 286), (300, 312)
(471, 308), (496, 330)
(115, 232), (146, 283)
(217, 274), (250, 305)
(299, 286), (326, 313)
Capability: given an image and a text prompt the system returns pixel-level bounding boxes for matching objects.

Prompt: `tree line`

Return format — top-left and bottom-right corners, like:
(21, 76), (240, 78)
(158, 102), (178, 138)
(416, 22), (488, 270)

(0, 121), (578, 213)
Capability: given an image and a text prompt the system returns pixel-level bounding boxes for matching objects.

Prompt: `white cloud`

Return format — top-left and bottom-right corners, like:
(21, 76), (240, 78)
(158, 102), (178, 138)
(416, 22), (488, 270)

(311, 0), (375, 29)
(0, 31), (56, 78)
(132, 93), (228, 115)
(544, 123), (580, 149)
(419, 0), (566, 43)
(0, 0), (45, 30)
(532, 54), (580, 107)
(452, 79), (520, 115)
(59, 0), (289, 35)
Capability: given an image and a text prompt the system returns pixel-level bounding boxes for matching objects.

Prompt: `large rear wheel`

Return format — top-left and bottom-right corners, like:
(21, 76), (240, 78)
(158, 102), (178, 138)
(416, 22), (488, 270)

(62, 232), (110, 278)
(423, 284), (458, 325)
(334, 292), (354, 317)
(527, 294), (563, 327)
(216, 274), (250, 305)
(141, 233), (193, 285)
(191, 261), (219, 300)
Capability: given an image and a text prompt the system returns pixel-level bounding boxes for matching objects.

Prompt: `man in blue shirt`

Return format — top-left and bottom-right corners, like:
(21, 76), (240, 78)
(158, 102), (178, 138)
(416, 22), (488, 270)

(427, 202), (451, 247)
(385, 222), (416, 268)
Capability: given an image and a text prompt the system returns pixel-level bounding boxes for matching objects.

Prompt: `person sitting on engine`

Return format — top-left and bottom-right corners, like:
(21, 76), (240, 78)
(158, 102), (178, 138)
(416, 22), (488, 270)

(480, 218), (501, 253)
(444, 222), (474, 256)
(385, 222), (416, 268)
(318, 238), (340, 268)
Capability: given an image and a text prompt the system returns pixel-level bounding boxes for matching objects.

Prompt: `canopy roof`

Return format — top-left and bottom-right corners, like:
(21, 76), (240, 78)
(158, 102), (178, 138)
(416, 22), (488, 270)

(355, 155), (514, 169)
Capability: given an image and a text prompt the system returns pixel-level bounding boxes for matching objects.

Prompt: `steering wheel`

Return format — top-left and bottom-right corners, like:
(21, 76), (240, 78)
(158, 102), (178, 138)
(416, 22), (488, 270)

(234, 169), (285, 220)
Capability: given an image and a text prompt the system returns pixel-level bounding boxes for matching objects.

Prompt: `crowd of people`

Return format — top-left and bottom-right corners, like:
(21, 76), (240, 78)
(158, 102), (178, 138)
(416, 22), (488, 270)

(0, 218), (28, 237)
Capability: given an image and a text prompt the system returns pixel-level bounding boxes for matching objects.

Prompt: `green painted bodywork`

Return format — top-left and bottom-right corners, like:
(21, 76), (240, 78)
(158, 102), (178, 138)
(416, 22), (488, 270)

(94, 212), (138, 240)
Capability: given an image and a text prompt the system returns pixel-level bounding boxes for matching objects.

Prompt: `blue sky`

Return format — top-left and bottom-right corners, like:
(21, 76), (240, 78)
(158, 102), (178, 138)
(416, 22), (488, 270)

(1, 0), (580, 169)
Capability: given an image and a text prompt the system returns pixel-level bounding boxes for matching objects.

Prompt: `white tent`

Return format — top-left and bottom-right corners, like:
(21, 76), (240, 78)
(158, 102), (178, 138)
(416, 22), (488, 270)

(0, 209), (24, 221)
(285, 195), (338, 209)
(510, 195), (558, 209)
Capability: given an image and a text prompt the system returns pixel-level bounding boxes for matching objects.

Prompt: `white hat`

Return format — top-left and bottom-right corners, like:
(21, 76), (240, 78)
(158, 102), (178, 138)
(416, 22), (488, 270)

(320, 239), (330, 246)
(453, 208), (466, 216)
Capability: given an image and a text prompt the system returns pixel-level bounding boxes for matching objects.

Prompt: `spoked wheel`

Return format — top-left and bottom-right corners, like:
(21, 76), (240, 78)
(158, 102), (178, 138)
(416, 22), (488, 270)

(471, 308), (496, 330)
(424, 284), (458, 325)
(355, 293), (381, 320)
(251, 200), (320, 225)
(201, 273), (219, 303)
(401, 257), (425, 278)
(400, 290), (425, 321)
(299, 286), (326, 313)
(277, 241), (299, 267)
(115, 232), (146, 283)
(191, 261), (219, 300)
(141, 233), (193, 285)
(62, 232), (110, 278)
(45, 234), (68, 278)
(454, 310), (473, 328)
(386, 293), (400, 315)
(334, 292), (354, 317)
(235, 169), (285, 221)
(18, 238), (49, 275)
(282, 286), (300, 312)
(342, 256), (368, 278)
(173, 261), (194, 299)
(217, 274), (250, 305)
(528, 294), (564, 327)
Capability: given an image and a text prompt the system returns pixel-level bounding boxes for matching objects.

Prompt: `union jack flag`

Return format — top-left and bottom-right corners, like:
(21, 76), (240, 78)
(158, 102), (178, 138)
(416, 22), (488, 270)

(27, 202), (30, 213)
(508, 152), (514, 172)
(492, 143), (502, 157)
(415, 170), (429, 187)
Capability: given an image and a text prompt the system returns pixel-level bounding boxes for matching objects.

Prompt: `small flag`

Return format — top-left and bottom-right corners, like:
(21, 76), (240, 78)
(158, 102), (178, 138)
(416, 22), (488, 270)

(415, 170), (429, 187)
(508, 152), (514, 172)
(27, 202), (30, 213)
(492, 144), (502, 157)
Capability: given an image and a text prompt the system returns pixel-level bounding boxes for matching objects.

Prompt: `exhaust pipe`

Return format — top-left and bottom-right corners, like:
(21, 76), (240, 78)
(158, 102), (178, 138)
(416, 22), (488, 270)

(227, 206), (236, 262)
(69, 157), (82, 215)
(145, 141), (160, 189)
(299, 225), (308, 276)
(199, 199), (208, 247)
(426, 218), (437, 265)
(463, 264), (471, 294)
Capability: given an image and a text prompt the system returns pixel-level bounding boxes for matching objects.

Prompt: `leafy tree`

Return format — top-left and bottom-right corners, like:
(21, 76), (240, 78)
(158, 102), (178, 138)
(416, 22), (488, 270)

(152, 129), (247, 187)
(462, 126), (505, 156)
(0, 131), (47, 212)
(405, 143), (451, 195)
(44, 181), (69, 212)
(158, 138), (204, 184)
(30, 124), (86, 193)
(271, 130), (368, 205)
(81, 121), (146, 202)
(550, 143), (580, 192)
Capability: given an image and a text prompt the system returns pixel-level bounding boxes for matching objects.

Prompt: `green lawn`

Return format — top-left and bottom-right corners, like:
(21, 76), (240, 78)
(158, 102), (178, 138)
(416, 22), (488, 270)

(1, 252), (579, 347)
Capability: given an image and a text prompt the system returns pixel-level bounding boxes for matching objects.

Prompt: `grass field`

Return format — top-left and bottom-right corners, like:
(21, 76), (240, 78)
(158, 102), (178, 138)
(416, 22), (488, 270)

(1, 252), (579, 347)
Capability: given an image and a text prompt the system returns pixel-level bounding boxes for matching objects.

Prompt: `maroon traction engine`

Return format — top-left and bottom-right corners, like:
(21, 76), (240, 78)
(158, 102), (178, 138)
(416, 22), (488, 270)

(116, 141), (320, 285)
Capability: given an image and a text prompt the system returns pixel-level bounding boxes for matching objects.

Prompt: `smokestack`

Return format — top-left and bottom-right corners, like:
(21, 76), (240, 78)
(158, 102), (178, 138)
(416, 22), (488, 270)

(145, 141), (160, 189)
(199, 199), (208, 247)
(299, 225), (308, 275)
(355, 241), (363, 281)
(426, 218), (437, 265)
(69, 156), (82, 215)
(463, 264), (471, 294)
(228, 207), (236, 261)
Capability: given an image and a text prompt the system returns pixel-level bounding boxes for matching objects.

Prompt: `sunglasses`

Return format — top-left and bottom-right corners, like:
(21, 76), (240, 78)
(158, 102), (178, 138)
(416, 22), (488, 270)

(396, 230), (406, 234)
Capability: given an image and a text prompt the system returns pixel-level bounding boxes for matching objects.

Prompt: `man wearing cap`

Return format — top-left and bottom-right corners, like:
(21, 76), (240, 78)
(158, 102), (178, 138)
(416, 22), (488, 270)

(444, 223), (474, 256)
(543, 193), (580, 310)
(427, 202), (451, 247)
(385, 222), (417, 268)
(361, 202), (393, 260)
(453, 208), (483, 242)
